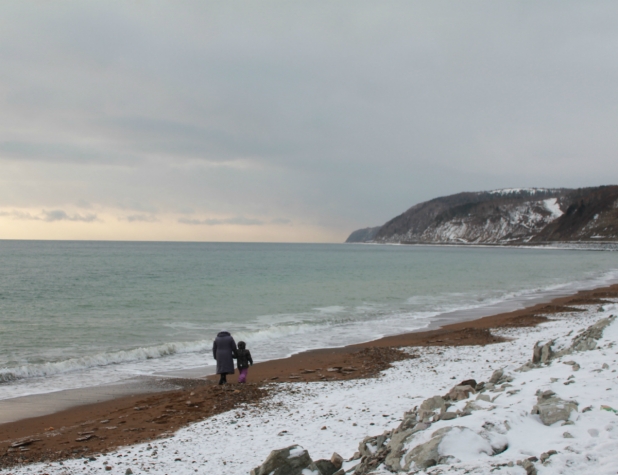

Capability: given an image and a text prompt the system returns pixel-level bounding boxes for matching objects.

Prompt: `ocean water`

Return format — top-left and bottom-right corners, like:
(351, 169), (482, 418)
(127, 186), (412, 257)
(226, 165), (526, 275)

(0, 241), (617, 400)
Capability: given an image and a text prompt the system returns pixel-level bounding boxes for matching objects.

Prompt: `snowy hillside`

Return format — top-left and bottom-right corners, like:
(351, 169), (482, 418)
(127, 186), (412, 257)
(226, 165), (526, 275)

(346, 185), (618, 244)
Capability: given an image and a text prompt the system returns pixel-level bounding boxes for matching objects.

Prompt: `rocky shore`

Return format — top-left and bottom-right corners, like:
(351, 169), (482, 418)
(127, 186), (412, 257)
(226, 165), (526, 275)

(2, 285), (618, 474)
(251, 314), (617, 474)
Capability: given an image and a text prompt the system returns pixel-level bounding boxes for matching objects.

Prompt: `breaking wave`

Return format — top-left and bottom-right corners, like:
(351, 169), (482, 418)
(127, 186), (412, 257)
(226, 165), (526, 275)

(0, 339), (213, 383)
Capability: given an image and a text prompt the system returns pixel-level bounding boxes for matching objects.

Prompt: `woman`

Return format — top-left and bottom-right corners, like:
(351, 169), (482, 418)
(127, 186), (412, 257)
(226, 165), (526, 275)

(212, 330), (237, 385)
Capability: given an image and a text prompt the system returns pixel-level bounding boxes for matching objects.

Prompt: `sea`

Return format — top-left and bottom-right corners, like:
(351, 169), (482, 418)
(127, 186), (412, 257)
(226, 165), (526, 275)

(1, 240), (617, 401)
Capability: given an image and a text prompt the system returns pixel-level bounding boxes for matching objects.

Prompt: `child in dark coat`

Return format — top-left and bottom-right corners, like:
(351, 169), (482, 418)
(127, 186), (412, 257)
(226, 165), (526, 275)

(235, 341), (253, 383)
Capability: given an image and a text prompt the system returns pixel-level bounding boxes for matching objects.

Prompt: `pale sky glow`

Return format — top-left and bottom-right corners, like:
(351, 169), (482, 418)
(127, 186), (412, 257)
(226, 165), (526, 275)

(1, 1), (617, 242)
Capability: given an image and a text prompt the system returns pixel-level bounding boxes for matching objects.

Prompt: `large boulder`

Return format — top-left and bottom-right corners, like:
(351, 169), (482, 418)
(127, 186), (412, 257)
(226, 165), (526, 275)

(571, 315), (615, 352)
(403, 427), (455, 470)
(532, 340), (554, 364)
(531, 390), (578, 426)
(250, 445), (323, 475)
(532, 315), (616, 364)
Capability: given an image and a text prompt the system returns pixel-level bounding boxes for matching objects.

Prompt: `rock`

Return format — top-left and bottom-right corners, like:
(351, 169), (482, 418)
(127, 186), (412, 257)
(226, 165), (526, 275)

(383, 429), (414, 472)
(397, 409), (418, 431)
(330, 453), (343, 469)
(489, 368), (513, 384)
(403, 427), (454, 471)
(516, 361), (537, 372)
(314, 459), (338, 475)
(447, 385), (475, 401)
(419, 395), (447, 421)
(532, 340), (554, 364)
(521, 458), (537, 475)
(563, 432), (573, 438)
(439, 412), (458, 421)
(125, 470), (133, 475)
(358, 433), (389, 458)
(571, 316), (615, 351)
(420, 395), (446, 412)
(459, 379), (477, 389)
(476, 394), (491, 402)
(540, 450), (557, 464)
(532, 392), (578, 426)
(489, 369), (504, 384)
(250, 445), (322, 475)
(75, 434), (95, 442)
(551, 315), (617, 361)
(463, 400), (493, 414)
(10, 438), (41, 448)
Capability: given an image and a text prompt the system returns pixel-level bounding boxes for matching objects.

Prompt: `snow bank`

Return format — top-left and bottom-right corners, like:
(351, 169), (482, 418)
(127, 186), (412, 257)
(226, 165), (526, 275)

(13, 301), (618, 475)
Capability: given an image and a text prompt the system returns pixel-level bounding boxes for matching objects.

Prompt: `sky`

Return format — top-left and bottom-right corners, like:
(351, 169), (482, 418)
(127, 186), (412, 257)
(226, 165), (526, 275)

(0, 1), (617, 242)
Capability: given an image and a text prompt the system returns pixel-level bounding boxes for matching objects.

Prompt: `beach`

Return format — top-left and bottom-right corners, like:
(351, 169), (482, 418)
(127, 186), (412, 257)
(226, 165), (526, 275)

(2, 283), (617, 474)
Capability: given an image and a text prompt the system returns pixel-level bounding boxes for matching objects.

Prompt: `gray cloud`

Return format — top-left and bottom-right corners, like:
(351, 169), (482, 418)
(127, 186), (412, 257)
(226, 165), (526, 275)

(120, 214), (159, 223)
(178, 216), (265, 226)
(0, 209), (98, 222)
(1, 1), (617, 239)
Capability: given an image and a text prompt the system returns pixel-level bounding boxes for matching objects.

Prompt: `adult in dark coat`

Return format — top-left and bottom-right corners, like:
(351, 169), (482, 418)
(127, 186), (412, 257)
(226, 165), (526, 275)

(212, 331), (237, 385)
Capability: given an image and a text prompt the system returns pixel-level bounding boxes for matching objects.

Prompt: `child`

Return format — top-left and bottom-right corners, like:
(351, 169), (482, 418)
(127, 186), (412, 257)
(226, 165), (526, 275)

(235, 341), (253, 383)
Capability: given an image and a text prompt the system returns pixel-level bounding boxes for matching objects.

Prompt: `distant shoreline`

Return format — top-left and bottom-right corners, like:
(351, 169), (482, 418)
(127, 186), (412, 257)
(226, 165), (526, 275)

(346, 241), (618, 250)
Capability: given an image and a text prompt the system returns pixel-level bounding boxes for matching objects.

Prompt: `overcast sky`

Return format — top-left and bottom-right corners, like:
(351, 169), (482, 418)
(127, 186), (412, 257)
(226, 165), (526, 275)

(1, 1), (617, 242)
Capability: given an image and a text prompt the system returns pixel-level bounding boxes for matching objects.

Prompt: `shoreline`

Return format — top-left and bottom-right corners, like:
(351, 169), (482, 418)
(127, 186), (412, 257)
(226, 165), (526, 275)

(0, 273), (611, 422)
(1, 282), (617, 468)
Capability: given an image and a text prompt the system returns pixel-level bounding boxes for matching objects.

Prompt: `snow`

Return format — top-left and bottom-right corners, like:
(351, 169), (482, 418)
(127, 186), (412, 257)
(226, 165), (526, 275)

(417, 201), (556, 244)
(288, 446), (306, 458)
(11, 302), (618, 475)
(438, 427), (494, 461)
(543, 198), (563, 219)
(488, 188), (555, 196)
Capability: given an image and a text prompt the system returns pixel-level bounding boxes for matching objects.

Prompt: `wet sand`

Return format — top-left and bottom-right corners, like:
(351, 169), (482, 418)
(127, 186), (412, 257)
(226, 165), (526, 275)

(1, 283), (617, 468)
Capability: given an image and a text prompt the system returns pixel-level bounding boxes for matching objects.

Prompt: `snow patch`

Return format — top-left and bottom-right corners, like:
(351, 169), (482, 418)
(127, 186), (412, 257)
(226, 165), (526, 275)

(438, 427), (493, 462)
(543, 198), (563, 219)
(288, 446), (306, 458)
(488, 188), (554, 196)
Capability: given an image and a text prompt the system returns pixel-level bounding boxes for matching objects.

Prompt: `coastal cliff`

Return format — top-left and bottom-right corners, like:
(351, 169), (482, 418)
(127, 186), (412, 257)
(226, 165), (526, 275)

(346, 185), (618, 244)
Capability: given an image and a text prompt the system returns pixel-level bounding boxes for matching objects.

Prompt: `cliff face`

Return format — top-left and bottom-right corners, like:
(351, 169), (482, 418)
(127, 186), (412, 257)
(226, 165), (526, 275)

(346, 186), (618, 244)
(345, 226), (381, 243)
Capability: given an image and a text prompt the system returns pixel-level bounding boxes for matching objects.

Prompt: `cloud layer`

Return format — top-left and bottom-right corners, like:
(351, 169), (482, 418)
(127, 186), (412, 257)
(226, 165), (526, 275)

(0, 210), (98, 222)
(1, 1), (617, 241)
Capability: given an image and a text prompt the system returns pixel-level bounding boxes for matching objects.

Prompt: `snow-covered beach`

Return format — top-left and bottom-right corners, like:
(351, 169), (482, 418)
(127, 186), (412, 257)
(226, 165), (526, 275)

(5, 292), (618, 474)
